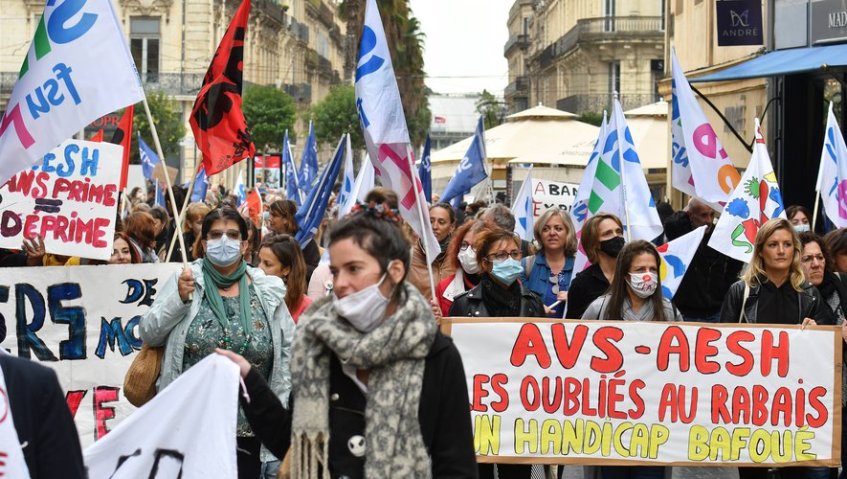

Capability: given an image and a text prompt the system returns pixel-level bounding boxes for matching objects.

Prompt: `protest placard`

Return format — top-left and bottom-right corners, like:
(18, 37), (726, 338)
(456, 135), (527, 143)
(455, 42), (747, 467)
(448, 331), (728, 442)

(0, 139), (123, 261)
(532, 179), (579, 218)
(445, 318), (841, 467)
(0, 263), (180, 447)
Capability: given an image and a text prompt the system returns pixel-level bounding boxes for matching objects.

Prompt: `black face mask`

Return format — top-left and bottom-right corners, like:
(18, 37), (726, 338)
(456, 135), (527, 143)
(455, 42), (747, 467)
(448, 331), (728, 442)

(599, 236), (625, 258)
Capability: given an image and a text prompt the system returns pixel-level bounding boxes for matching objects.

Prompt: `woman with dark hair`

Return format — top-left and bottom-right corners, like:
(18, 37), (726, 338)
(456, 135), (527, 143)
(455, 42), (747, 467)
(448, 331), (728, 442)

(721, 219), (824, 479)
(258, 234), (312, 323)
(434, 219), (485, 316)
(218, 205), (477, 478)
(521, 208), (577, 317)
(109, 232), (141, 264)
(125, 211), (160, 263)
(449, 223), (544, 479)
(409, 202), (457, 300)
(566, 213), (625, 319)
(140, 207), (295, 478)
(786, 205), (812, 233)
(825, 228), (847, 273)
(243, 217), (261, 266)
(149, 205), (170, 256)
(267, 199), (320, 282)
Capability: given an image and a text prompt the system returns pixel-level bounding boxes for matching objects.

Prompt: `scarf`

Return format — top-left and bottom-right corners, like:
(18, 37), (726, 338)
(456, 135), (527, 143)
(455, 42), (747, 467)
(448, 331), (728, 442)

(621, 297), (656, 322)
(290, 282), (437, 479)
(201, 258), (252, 340)
(481, 275), (522, 317)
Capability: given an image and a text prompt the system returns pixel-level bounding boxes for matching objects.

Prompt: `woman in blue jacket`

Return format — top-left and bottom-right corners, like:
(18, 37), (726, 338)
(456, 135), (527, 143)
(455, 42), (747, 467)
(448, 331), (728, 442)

(520, 208), (576, 317)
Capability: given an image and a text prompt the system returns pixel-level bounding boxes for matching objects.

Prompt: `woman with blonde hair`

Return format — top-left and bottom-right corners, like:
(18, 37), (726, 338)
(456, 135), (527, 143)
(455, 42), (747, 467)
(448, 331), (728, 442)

(521, 208), (577, 317)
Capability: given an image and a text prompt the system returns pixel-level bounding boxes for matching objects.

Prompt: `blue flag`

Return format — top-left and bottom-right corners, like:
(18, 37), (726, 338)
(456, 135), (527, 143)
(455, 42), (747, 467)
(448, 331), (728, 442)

(138, 134), (160, 179)
(154, 181), (166, 207)
(295, 136), (346, 247)
(235, 173), (247, 207)
(191, 167), (208, 203)
(282, 130), (302, 205)
(441, 117), (487, 204)
(419, 135), (432, 203)
(298, 121), (318, 193)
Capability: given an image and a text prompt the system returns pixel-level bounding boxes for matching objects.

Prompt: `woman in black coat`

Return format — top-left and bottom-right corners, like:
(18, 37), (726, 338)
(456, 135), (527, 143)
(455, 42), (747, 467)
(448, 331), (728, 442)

(220, 207), (477, 479)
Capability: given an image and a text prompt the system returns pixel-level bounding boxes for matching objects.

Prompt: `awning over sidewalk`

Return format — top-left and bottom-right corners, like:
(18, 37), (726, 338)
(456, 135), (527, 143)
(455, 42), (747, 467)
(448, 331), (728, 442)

(690, 43), (847, 82)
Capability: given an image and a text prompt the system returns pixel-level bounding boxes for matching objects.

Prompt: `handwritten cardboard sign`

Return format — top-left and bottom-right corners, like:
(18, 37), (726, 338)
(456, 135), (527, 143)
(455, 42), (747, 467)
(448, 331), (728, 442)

(445, 318), (842, 466)
(532, 179), (578, 218)
(0, 139), (123, 260)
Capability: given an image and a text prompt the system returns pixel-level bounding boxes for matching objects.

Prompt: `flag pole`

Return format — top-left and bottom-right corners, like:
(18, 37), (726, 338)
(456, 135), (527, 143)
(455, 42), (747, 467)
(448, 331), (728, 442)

(406, 143), (437, 304)
(812, 193), (821, 231)
(141, 96), (190, 266)
(166, 165), (201, 262)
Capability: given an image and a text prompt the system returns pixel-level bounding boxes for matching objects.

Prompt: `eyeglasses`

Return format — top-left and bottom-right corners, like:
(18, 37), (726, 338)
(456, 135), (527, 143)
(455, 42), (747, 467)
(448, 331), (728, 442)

(460, 242), (472, 251)
(801, 254), (825, 264)
(208, 230), (242, 240)
(486, 251), (521, 262)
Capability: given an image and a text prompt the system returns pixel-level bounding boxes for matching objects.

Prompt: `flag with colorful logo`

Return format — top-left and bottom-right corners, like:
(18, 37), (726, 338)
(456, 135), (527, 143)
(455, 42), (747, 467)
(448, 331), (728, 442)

(190, 0), (255, 176)
(354, 0), (439, 262)
(298, 120), (318, 192)
(112, 105), (134, 190)
(0, 0), (144, 186)
(708, 118), (786, 263)
(337, 134), (356, 217)
(670, 49), (740, 205)
(295, 135), (345, 246)
(441, 117), (487, 205)
(816, 102), (847, 229)
(512, 166), (534, 242)
(282, 130), (301, 205)
(570, 113), (608, 276)
(657, 225), (707, 299)
(419, 134), (432, 203)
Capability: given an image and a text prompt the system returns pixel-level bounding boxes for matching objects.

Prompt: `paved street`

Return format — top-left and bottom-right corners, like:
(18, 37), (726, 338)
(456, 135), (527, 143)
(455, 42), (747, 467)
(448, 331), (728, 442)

(556, 465), (740, 478)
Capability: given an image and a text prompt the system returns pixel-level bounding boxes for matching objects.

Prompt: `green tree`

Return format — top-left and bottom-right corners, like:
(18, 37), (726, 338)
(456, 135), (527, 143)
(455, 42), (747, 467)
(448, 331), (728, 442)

(242, 84), (297, 152)
(310, 85), (364, 150)
(577, 112), (604, 126)
(132, 89), (186, 164)
(476, 90), (504, 129)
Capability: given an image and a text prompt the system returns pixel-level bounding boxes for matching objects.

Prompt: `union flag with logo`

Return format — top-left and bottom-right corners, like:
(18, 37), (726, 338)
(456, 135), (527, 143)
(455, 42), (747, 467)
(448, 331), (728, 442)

(190, 0), (255, 175)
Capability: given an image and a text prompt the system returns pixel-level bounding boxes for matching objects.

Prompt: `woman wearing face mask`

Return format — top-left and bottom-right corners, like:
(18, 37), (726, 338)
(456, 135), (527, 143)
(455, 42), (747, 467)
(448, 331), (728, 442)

(218, 205), (477, 478)
(409, 203), (458, 300)
(140, 208), (295, 478)
(787, 205), (812, 233)
(521, 208), (577, 318)
(566, 213), (625, 319)
(434, 219), (485, 316)
(449, 224), (544, 479)
(258, 234), (312, 323)
(582, 240), (677, 479)
(266, 199), (321, 283)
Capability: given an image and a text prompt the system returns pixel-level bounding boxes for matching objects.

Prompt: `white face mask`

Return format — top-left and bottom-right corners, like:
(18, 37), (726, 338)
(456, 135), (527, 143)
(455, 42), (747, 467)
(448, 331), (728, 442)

(333, 274), (391, 333)
(457, 247), (480, 274)
(794, 223), (810, 233)
(628, 272), (659, 299)
(206, 236), (243, 267)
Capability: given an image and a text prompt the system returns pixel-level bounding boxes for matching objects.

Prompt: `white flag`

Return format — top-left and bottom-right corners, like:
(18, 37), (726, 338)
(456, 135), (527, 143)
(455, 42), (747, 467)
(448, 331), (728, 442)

(670, 49), (741, 205)
(354, 0), (440, 262)
(657, 225), (707, 300)
(708, 118), (786, 263)
(570, 113), (607, 277)
(512, 166), (534, 241)
(0, 0), (144, 185)
(816, 102), (847, 228)
(84, 354), (239, 479)
(337, 134), (357, 217)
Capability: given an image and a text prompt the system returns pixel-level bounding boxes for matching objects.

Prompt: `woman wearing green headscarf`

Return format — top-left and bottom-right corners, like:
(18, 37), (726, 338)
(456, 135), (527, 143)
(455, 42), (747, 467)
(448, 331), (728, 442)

(140, 207), (296, 478)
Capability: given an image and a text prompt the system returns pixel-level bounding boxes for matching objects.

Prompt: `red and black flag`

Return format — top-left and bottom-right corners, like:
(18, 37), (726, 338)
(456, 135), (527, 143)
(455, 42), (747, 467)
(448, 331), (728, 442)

(190, 0), (255, 176)
(111, 105), (134, 190)
(89, 129), (105, 142)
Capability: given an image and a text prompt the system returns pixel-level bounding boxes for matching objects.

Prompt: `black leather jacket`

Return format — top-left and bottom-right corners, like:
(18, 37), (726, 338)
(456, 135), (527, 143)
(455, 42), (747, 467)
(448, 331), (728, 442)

(719, 278), (822, 324)
(449, 281), (544, 318)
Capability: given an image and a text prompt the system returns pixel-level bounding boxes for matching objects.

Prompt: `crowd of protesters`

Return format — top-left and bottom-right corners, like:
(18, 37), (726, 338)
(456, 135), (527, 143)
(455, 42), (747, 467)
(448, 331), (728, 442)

(6, 177), (847, 479)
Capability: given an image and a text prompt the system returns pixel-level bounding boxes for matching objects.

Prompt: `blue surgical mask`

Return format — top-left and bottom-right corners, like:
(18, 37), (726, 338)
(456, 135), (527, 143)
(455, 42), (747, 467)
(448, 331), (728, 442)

(491, 258), (523, 286)
(206, 236), (243, 267)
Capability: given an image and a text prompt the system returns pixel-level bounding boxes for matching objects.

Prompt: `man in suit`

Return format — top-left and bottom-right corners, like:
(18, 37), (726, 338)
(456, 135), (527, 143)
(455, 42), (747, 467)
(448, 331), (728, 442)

(0, 354), (85, 478)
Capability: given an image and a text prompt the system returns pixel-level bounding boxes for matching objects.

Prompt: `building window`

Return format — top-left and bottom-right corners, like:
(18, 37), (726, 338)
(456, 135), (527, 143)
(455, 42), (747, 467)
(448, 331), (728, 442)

(522, 17), (529, 35)
(130, 17), (160, 83)
(604, 0), (616, 32)
(609, 61), (621, 108)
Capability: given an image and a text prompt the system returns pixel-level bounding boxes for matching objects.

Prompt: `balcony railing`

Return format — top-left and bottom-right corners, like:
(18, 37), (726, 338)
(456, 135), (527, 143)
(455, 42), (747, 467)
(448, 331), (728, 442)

(504, 33), (530, 56)
(556, 92), (660, 115)
(504, 75), (529, 98)
(538, 16), (663, 68)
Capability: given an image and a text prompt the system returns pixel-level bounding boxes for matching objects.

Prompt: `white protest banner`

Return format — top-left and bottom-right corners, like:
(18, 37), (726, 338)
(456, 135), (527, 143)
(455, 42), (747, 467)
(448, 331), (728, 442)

(84, 355), (239, 479)
(447, 319), (841, 466)
(0, 263), (180, 447)
(0, 139), (123, 260)
(531, 179), (579, 218)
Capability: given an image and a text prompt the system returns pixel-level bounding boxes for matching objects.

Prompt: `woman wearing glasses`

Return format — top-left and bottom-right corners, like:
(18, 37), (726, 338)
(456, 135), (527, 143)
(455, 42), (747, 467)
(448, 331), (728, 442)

(140, 208), (296, 478)
(520, 208), (577, 317)
(449, 223), (544, 479)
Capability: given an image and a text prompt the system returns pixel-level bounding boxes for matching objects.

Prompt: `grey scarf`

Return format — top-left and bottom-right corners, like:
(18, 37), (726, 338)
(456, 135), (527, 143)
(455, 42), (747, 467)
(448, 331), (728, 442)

(290, 282), (437, 479)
